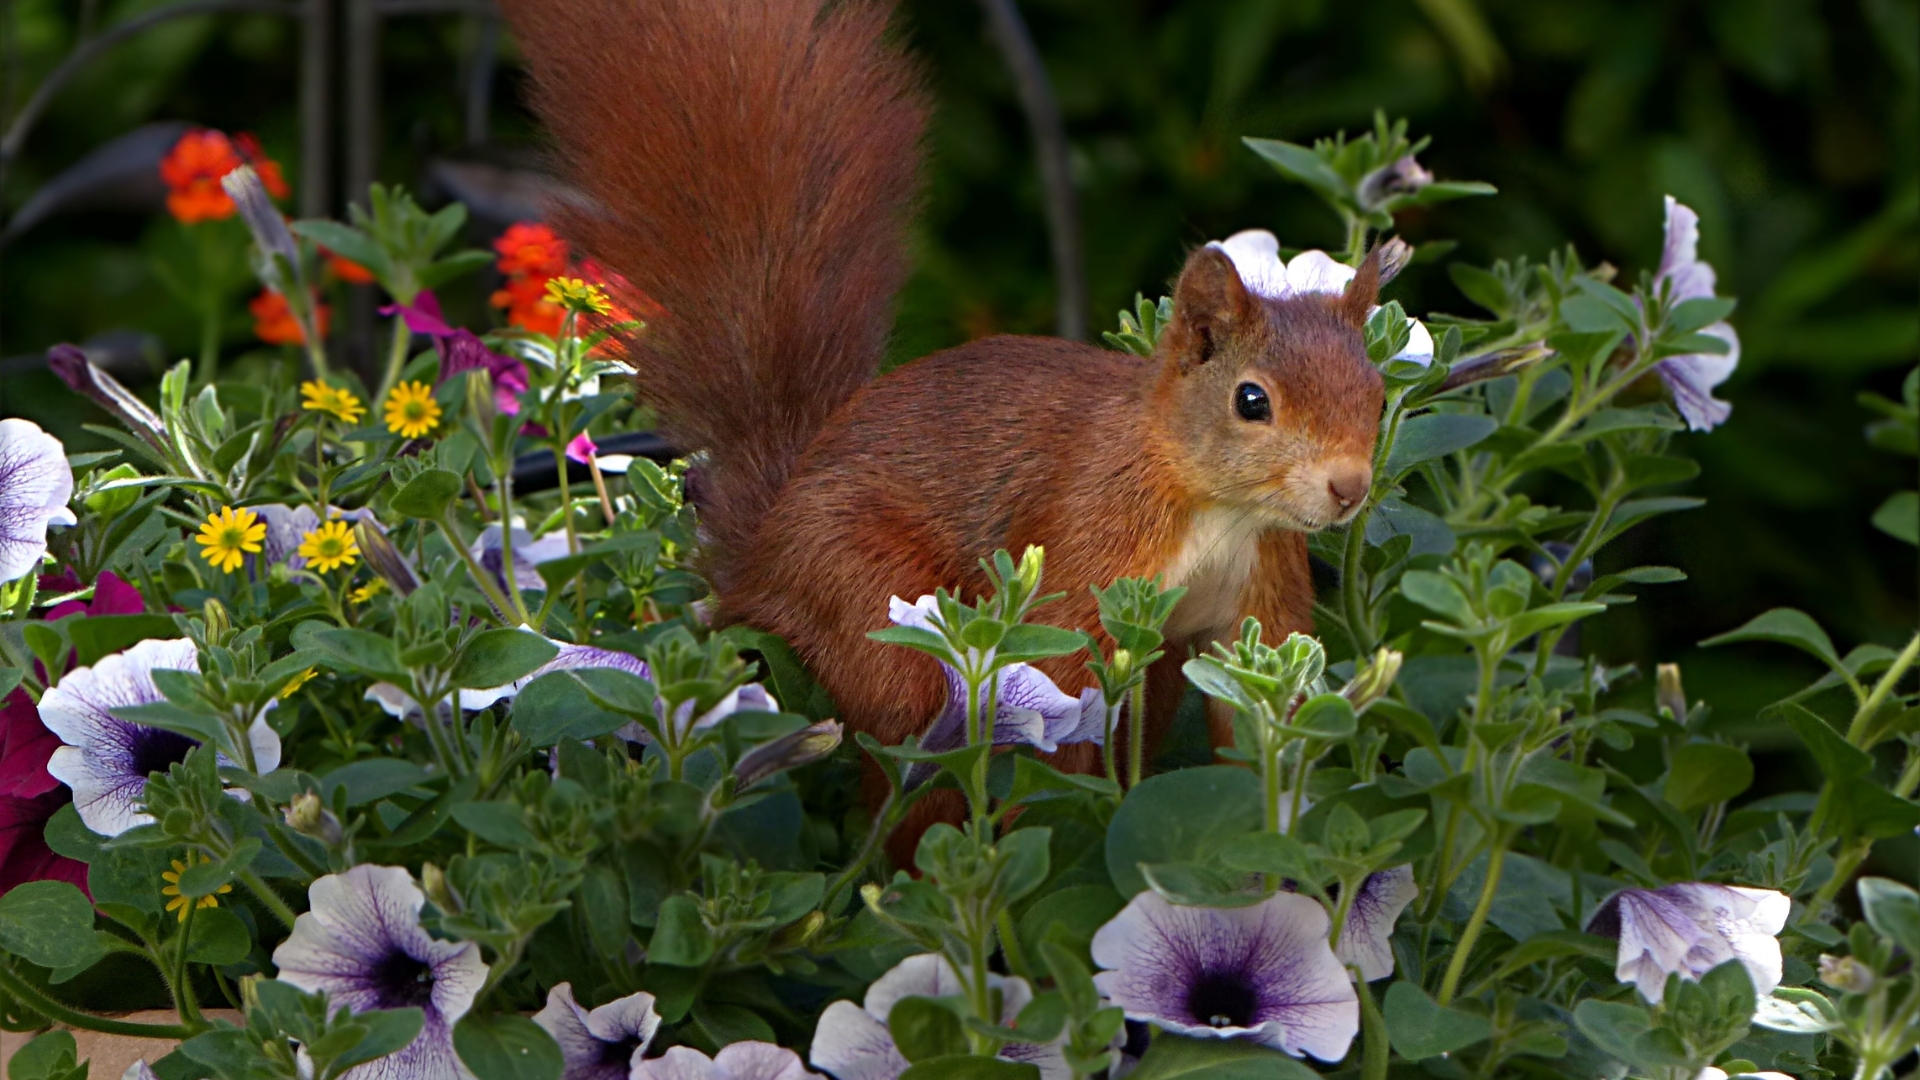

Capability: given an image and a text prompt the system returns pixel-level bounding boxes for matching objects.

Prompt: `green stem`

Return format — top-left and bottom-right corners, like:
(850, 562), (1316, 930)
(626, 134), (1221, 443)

(1847, 629), (1920, 744)
(824, 789), (901, 914)
(1327, 875), (1361, 950)
(1101, 695), (1121, 790)
(172, 901), (204, 1026)
(1126, 679), (1148, 789)
(1437, 840), (1506, 1005)
(440, 513), (522, 624)
(376, 314), (409, 402)
(263, 817), (327, 880)
(996, 909), (1033, 982)
(0, 964), (199, 1038)
(1341, 513), (1373, 656)
(493, 475), (539, 627)
(1357, 974), (1389, 1080)
(239, 869), (298, 929)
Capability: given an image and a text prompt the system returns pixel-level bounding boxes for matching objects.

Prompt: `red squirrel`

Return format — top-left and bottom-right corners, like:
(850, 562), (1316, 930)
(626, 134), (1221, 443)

(500, 0), (1384, 776)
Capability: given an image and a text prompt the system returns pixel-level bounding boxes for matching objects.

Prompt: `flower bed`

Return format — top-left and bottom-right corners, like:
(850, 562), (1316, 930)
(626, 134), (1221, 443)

(0, 118), (1915, 1080)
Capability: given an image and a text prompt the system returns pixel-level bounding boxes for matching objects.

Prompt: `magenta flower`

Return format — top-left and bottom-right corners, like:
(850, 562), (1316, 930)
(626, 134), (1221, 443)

(1650, 197), (1740, 431)
(566, 432), (597, 464)
(0, 687), (88, 897)
(46, 571), (145, 620)
(440, 331), (530, 416)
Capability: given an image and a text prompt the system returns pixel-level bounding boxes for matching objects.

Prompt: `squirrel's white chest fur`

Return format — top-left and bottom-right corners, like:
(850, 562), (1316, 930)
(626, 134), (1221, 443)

(1161, 507), (1264, 642)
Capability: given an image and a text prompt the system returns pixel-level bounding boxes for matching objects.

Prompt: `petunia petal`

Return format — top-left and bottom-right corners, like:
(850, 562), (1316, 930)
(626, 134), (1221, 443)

(1282, 250), (1357, 298)
(1207, 230), (1288, 300)
(1656, 321), (1739, 432)
(713, 1042), (821, 1080)
(1336, 866), (1418, 981)
(0, 418), (75, 583)
(39, 638), (201, 835)
(809, 999), (907, 1080)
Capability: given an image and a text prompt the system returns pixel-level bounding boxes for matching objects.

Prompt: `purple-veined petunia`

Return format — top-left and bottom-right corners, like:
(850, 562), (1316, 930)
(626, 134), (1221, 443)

(1586, 882), (1789, 1004)
(1207, 230), (1434, 367)
(1334, 866), (1419, 981)
(810, 953), (1068, 1080)
(41, 638), (280, 836)
(532, 981), (661, 1080)
(1649, 196), (1741, 431)
(0, 418), (76, 584)
(637, 1044), (821, 1080)
(272, 864), (487, 1080)
(888, 594), (1097, 755)
(1090, 889), (1358, 1062)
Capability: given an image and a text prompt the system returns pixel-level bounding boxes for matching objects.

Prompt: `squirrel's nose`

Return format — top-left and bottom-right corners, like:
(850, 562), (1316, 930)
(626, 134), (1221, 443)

(1327, 464), (1372, 510)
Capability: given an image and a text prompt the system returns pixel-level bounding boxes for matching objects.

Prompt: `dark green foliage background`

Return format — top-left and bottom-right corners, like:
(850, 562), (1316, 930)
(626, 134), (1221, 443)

(1, 0), (1915, 777)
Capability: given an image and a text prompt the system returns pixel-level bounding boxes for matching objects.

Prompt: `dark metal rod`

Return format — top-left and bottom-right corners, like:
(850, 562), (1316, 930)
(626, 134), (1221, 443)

(464, 6), (498, 147)
(299, 0), (332, 218)
(974, 0), (1086, 341)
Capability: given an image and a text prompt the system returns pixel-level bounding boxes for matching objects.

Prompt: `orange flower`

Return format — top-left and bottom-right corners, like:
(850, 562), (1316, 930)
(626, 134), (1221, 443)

(231, 132), (291, 199)
(159, 130), (242, 223)
(327, 253), (377, 284)
(159, 129), (290, 223)
(493, 222), (568, 279)
(250, 289), (329, 346)
(490, 275), (565, 336)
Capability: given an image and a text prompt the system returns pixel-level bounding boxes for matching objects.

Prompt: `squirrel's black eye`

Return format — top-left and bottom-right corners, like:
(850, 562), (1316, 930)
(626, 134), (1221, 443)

(1234, 382), (1272, 423)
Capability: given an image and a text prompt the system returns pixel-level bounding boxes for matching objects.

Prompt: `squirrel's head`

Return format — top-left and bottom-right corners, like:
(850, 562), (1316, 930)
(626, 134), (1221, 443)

(1153, 243), (1386, 532)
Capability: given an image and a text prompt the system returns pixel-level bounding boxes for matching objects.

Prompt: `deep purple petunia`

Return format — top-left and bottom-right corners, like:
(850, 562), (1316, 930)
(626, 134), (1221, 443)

(1091, 890), (1357, 1062)
(1587, 882), (1788, 1004)
(46, 570), (145, 620)
(532, 982), (661, 1080)
(42, 638), (280, 836)
(1649, 196), (1740, 432)
(0, 687), (87, 897)
(273, 864), (487, 1080)
(0, 418), (76, 584)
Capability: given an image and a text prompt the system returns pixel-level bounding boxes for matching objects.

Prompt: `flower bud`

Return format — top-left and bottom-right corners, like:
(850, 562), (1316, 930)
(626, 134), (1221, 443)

(734, 720), (843, 790)
(1819, 953), (1876, 994)
(421, 862), (460, 914)
(201, 598), (231, 640)
(1342, 648), (1404, 711)
(1358, 154), (1434, 210)
(1109, 648), (1135, 686)
(355, 518), (419, 596)
(1656, 663), (1687, 722)
(283, 791), (343, 846)
(84, 464), (143, 516)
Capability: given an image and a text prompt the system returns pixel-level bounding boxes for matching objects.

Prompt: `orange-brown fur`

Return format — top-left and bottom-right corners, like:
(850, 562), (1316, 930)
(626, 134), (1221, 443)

(501, 0), (1385, 848)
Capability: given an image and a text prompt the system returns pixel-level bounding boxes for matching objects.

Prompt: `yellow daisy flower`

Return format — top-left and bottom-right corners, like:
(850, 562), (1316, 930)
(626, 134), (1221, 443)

(161, 855), (232, 923)
(298, 519), (360, 573)
(278, 666), (318, 699)
(383, 381), (442, 439)
(544, 276), (614, 316)
(196, 506), (265, 573)
(300, 380), (366, 425)
(348, 578), (387, 604)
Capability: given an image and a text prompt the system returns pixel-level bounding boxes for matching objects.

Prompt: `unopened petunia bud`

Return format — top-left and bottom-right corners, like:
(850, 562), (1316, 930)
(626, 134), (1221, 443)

(1342, 648), (1404, 711)
(421, 862), (460, 914)
(1358, 154), (1434, 210)
(1819, 953), (1876, 994)
(355, 518), (419, 596)
(283, 791), (342, 846)
(1656, 663), (1687, 722)
(201, 598), (230, 640)
(734, 720), (843, 790)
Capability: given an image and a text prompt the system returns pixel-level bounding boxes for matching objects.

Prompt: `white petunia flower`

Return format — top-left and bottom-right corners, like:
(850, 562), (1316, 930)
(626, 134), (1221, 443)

(1650, 196), (1741, 431)
(0, 418), (76, 583)
(810, 953), (1068, 1080)
(1587, 883), (1790, 1004)
(1207, 229), (1433, 367)
(533, 982), (661, 1080)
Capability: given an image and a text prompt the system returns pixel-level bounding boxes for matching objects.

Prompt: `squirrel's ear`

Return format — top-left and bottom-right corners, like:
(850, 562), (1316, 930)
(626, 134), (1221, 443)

(1338, 247), (1383, 329)
(1166, 246), (1255, 373)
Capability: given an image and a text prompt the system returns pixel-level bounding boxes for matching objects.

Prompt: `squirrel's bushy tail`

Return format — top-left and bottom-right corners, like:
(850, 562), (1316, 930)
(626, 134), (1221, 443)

(500, 0), (925, 586)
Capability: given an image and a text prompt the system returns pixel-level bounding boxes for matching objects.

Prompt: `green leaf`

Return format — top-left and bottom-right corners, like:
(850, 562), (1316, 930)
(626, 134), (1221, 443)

(1778, 704), (1873, 782)
(0, 881), (106, 971)
(452, 801), (538, 850)
(65, 615), (181, 668)
(898, 1058), (1039, 1080)
(1666, 297), (1737, 334)
(996, 623), (1087, 663)
(1448, 262), (1509, 316)
(7, 1031), (79, 1080)
(1384, 413), (1497, 475)
(1571, 999), (1656, 1067)
(649, 894), (715, 967)
(453, 1012), (564, 1080)
(1873, 491), (1918, 545)
(890, 996), (969, 1063)
(307, 628), (406, 680)
(1399, 570), (1475, 625)
(1663, 742), (1754, 811)
(290, 220), (387, 274)
(1124, 1033), (1321, 1080)
(1700, 608), (1842, 670)
(450, 629), (559, 689)
(690, 1000), (778, 1048)
(1242, 137), (1350, 207)
(510, 671), (630, 746)
(1858, 877), (1920, 956)
(1383, 980), (1492, 1059)
(389, 469), (464, 519)
(1285, 693), (1355, 739)
(184, 906), (251, 965)
(1106, 766), (1262, 897)
(337, 1008), (427, 1073)
(321, 759), (430, 807)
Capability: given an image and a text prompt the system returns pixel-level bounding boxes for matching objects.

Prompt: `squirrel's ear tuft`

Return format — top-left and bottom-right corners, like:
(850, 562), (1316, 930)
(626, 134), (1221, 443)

(1166, 246), (1254, 373)
(1339, 247), (1382, 329)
